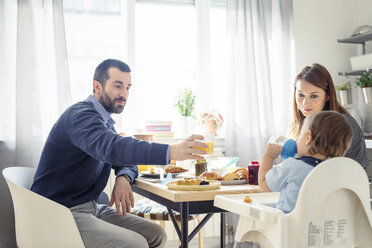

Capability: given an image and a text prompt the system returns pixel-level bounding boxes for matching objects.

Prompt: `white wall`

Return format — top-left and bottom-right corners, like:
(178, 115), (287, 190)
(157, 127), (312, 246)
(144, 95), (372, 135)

(293, 0), (357, 84)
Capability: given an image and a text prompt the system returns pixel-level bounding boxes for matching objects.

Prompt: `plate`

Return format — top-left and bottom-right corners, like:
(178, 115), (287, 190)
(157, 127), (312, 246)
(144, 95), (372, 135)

(219, 179), (248, 185)
(166, 180), (221, 191)
(140, 172), (182, 178)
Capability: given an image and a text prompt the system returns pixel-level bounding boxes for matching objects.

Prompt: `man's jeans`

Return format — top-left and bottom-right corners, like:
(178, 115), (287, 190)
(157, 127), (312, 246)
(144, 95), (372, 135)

(70, 201), (167, 248)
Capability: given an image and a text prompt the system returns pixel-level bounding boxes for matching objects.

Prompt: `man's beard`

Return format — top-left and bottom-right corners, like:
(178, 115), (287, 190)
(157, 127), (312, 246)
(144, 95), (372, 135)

(99, 90), (126, 114)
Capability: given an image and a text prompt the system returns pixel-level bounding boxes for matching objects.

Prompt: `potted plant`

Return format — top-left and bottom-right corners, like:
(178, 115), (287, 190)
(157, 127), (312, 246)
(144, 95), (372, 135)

(174, 88), (196, 136)
(335, 82), (352, 106)
(197, 109), (224, 136)
(355, 72), (372, 104)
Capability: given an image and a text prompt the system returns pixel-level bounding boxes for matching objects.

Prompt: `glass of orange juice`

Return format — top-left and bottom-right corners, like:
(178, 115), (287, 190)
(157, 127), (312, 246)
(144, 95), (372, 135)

(194, 133), (215, 156)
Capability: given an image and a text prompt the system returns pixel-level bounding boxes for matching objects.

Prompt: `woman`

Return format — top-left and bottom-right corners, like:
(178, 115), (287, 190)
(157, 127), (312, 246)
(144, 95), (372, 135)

(290, 63), (368, 168)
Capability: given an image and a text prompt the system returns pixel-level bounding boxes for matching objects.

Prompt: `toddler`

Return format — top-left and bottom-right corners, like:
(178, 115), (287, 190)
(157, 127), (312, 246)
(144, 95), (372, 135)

(258, 111), (353, 213)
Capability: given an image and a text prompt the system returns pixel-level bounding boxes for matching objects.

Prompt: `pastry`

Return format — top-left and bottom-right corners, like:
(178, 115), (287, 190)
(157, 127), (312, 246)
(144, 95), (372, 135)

(200, 171), (218, 180)
(244, 195), (252, 203)
(219, 172), (239, 181)
(176, 177), (209, 186)
(164, 164), (188, 174)
(234, 168), (249, 180)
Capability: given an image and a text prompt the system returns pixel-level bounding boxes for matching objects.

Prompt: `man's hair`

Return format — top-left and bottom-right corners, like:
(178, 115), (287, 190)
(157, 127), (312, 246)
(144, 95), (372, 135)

(93, 59), (131, 92)
(303, 111), (352, 158)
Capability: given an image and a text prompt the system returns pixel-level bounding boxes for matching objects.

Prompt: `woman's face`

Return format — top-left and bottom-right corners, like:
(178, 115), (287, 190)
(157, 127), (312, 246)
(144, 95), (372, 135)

(295, 80), (329, 117)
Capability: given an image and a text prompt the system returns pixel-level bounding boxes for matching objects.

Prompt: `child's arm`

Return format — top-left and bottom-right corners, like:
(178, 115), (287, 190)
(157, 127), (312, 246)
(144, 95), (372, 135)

(258, 143), (282, 192)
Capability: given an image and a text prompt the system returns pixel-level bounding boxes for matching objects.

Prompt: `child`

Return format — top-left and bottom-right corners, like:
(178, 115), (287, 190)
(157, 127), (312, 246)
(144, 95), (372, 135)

(258, 111), (353, 213)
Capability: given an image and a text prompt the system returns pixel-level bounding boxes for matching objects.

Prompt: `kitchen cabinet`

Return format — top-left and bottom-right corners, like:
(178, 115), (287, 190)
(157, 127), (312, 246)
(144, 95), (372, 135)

(338, 32), (372, 76)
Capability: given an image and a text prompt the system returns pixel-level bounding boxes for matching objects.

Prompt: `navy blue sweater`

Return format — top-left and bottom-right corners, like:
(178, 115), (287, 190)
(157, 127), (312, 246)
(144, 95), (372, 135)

(31, 96), (169, 207)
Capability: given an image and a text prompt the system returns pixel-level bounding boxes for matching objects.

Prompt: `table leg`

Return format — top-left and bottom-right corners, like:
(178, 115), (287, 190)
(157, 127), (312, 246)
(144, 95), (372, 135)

(180, 202), (189, 248)
(220, 212), (225, 248)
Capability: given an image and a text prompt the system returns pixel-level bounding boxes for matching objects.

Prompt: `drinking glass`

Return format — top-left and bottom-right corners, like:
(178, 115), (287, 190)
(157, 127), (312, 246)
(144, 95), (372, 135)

(194, 133), (215, 156)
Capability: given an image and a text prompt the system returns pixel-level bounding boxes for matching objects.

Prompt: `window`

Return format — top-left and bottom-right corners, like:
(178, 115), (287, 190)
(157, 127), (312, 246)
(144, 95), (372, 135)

(63, 0), (227, 136)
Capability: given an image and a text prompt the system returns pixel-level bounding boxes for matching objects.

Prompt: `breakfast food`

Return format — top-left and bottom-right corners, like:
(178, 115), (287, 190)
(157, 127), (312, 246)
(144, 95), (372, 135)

(219, 172), (239, 181)
(164, 164), (188, 174)
(234, 168), (249, 180)
(244, 195), (253, 203)
(149, 167), (155, 174)
(200, 171), (218, 180)
(176, 177), (209, 186)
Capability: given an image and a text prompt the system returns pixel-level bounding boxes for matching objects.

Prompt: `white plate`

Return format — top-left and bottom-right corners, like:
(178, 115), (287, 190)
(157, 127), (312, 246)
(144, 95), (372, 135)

(219, 179), (247, 185)
(166, 180), (221, 191)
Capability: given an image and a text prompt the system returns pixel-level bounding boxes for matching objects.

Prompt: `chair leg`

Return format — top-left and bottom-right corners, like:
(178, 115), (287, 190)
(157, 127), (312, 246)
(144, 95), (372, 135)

(176, 221), (181, 246)
(196, 216), (204, 248)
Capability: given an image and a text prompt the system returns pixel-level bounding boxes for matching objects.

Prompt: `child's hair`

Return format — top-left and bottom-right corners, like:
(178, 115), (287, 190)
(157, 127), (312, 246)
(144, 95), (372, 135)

(302, 111), (352, 158)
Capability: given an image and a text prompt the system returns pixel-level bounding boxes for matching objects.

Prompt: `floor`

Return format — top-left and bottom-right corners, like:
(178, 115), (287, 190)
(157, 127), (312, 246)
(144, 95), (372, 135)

(165, 236), (221, 248)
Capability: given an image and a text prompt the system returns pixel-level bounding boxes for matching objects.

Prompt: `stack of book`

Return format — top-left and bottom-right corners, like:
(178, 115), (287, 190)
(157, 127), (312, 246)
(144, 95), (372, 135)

(145, 121), (174, 137)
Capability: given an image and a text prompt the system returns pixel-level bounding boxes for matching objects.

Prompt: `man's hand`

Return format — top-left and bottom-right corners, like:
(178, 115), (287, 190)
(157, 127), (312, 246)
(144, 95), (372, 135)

(109, 176), (134, 216)
(169, 134), (208, 161)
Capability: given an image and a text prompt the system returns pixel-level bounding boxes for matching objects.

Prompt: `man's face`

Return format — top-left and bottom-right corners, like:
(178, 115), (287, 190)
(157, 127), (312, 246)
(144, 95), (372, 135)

(95, 67), (131, 114)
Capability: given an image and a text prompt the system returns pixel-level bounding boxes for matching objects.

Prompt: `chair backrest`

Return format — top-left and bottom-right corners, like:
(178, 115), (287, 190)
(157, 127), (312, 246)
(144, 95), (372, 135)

(288, 157), (372, 247)
(2, 167), (85, 248)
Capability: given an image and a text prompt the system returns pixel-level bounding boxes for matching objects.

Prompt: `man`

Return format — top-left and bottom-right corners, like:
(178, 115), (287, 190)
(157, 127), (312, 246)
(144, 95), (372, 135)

(31, 59), (207, 248)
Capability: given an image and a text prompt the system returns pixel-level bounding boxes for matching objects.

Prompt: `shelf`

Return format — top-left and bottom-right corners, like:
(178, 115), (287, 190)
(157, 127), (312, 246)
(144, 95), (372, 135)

(338, 32), (372, 44)
(338, 69), (371, 76)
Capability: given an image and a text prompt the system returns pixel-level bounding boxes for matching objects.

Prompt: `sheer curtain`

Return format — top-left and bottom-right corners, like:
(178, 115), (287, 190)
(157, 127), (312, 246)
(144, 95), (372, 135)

(0, 1), (69, 245)
(0, 0), (70, 167)
(225, 0), (295, 163)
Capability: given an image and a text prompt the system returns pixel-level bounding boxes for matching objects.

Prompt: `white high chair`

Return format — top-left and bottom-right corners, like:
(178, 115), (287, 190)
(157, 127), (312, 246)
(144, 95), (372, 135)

(214, 157), (372, 248)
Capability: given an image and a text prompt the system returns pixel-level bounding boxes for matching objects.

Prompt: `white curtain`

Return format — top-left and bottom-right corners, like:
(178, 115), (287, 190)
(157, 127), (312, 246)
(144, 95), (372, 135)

(0, 0), (70, 168)
(225, 0), (295, 163)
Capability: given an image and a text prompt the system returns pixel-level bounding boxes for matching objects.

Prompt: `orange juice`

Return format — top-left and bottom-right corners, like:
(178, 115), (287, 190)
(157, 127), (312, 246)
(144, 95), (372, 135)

(137, 165), (154, 173)
(194, 141), (214, 155)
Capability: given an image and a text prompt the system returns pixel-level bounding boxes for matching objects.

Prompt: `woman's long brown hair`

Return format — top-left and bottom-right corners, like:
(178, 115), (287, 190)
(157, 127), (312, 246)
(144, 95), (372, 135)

(289, 63), (349, 139)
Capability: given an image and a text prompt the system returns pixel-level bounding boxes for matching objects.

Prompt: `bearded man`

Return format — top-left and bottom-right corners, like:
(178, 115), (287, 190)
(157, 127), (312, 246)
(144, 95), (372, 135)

(31, 59), (207, 248)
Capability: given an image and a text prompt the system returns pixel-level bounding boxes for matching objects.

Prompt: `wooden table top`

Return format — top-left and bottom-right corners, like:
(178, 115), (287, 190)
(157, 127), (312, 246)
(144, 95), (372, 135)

(134, 178), (263, 202)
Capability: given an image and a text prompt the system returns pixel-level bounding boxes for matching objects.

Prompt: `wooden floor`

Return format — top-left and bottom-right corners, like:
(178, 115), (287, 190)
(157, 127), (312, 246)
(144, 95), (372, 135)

(165, 236), (220, 248)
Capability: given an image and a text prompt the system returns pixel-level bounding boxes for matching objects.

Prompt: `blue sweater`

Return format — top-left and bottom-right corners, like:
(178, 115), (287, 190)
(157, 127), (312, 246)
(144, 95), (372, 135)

(31, 96), (169, 207)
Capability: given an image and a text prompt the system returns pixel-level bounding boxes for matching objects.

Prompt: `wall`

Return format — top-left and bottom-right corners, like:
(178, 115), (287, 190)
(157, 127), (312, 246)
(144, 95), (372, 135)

(293, 0), (358, 81)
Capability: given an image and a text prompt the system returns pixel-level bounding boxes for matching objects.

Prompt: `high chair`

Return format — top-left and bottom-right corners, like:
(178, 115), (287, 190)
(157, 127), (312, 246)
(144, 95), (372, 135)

(214, 157), (372, 248)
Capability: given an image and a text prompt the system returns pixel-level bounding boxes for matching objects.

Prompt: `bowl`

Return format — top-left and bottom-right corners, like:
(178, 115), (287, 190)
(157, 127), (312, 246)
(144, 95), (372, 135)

(352, 25), (372, 36)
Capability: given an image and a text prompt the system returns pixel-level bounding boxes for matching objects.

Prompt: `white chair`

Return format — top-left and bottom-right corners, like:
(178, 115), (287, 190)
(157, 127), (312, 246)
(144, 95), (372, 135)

(214, 157), (372, 248)
(2, 166), (85, 248)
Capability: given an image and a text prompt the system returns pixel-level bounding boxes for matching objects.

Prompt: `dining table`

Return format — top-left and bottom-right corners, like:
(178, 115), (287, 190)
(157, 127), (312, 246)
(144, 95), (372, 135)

(132, 177), (262, 248)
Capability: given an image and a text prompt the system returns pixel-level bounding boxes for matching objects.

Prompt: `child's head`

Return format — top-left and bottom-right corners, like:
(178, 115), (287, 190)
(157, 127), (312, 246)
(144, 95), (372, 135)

(297, 111), (352, 158)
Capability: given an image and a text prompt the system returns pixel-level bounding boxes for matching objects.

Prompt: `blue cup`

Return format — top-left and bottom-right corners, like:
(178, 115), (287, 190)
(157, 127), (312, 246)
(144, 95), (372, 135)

(280, 139), (297, 159)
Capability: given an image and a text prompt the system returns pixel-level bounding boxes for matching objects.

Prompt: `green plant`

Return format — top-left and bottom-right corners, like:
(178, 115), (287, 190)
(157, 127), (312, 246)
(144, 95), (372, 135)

(355, 72), (372, 87)
(335, 82), (351, 91)
(174, 88), (196, 117)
